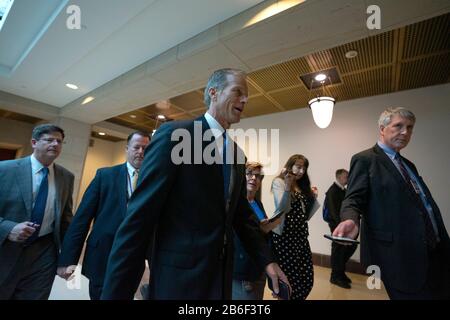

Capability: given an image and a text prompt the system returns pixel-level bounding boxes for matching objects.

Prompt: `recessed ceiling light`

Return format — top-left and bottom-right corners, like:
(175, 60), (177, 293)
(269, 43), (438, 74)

(98, 132), (106, 136)
(129, 114), (137, 119)
(82, 96), (95, 105)
(345, 50), (358, 59)
(314, 73), (327, 82)
(66, 83), (78, 90)
(157, 115), (166, 120)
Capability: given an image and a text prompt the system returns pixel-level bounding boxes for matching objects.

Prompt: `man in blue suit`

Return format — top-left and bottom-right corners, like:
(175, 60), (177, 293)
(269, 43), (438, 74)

(101, 68), (289, 300)
(57, 131), (150, 299)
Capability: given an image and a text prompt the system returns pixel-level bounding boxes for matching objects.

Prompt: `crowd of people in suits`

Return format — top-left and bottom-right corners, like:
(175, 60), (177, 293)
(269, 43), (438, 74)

(1, 68), (449, 300)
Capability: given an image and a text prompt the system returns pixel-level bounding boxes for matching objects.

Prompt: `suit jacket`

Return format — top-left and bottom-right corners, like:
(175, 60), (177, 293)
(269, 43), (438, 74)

(233, 199), (269, 282)
(101, 116), (274, 300)
(341, 144), (450, 292)
(0, 156), (74, 286)
(325, 182), (346, 232)
(58, 163), (136, 286)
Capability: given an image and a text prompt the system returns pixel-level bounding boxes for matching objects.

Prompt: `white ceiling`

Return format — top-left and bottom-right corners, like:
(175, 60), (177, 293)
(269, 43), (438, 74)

(0, 0), (264, 106)
(0, 0), (449, 126)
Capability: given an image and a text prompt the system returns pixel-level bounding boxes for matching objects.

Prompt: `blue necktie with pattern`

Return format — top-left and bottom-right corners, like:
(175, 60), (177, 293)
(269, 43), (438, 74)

(27, 167), (49, 244)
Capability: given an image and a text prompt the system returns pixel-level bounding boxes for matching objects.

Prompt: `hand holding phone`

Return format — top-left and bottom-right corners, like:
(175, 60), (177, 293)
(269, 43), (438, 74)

(324, 234), (360, 245)
(267, 277), (290, 300)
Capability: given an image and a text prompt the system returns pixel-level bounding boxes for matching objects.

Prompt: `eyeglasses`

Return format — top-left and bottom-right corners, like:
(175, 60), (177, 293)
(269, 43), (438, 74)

(39, 138), (65, 145)
(246, 172), (264, 179)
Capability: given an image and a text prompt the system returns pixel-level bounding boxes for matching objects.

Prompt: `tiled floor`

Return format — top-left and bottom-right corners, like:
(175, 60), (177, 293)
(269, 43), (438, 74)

(49, 265), (388, 300)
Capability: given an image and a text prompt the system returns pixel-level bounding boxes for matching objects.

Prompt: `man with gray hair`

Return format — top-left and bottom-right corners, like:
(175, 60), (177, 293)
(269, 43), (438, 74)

(101, 68), (289, 300)
(333, 107), (450, 299)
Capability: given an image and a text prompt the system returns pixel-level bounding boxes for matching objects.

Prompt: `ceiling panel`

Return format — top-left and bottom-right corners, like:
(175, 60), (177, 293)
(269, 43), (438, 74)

(402, 13), (450, 59)
(244, 95), (280, 117)
(399, 53), (450, 91)
(104, 13), (450, 132)
(248, 57), (311, 91)
(268, 86), (310, 110)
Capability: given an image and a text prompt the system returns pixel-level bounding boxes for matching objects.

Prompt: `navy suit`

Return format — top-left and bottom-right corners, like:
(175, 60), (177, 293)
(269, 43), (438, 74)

(58, 163), (143, 299)
(101, 116), (274, 300)
(341, 144), (450, 298)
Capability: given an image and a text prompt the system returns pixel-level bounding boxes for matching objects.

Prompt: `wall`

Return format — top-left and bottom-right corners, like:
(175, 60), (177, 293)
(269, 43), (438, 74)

(0, 118), (34, 157)
(235, 83), (450, 261)
(77, 138), (127, 208)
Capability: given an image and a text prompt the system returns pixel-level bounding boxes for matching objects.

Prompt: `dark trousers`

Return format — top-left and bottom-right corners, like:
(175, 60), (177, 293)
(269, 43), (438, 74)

(385, 241), (450, 300)
(330, 240), (357, 280)
(0, 234), (56, 300)
(89, 282), (103, 300)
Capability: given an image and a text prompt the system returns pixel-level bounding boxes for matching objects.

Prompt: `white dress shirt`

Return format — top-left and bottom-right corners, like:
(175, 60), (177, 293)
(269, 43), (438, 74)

(30, 154), (56, 237)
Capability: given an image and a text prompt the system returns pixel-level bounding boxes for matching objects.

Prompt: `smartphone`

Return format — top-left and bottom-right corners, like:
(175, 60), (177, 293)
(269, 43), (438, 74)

(324, 234), (360, 245)
(267, 277), (290, 300)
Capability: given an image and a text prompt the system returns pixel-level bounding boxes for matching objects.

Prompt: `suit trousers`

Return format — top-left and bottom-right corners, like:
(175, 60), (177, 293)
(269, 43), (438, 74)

(384, 241), (450, 300)
(89, 282), (103, 300)
(330, 241), (357, 279)
(0, 234), (57, 300)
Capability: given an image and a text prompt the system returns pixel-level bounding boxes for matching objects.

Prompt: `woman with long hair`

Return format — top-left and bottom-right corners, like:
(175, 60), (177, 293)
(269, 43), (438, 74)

(268, 154), (318, 300)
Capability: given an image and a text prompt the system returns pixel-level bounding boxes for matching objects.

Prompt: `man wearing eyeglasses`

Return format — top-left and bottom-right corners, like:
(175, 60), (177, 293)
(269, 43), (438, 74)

(0, 123), (74, 299)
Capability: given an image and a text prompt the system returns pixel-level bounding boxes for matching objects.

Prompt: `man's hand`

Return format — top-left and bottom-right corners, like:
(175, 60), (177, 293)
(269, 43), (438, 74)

(57, 265), (77, 280)
(332, 219), (359, 240)
(7, 222), (38, 242)
(265, 262), (291, 299)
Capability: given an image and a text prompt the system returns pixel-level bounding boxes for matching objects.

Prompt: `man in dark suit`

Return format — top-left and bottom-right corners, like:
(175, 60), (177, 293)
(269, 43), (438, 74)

(324, 169), (357, 289)
(57, 131), (150, 299)
(334, 107), (450, 299)
(101, 68), (289, 300)
(0, 124), (74, 299)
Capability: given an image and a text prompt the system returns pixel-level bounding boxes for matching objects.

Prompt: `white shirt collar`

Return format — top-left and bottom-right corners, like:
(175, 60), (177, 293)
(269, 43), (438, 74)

(204, 112), (225, 139)
(334, 181), (346, 190)
(31, 154), (53, 174)
(126, 162), (138, 177)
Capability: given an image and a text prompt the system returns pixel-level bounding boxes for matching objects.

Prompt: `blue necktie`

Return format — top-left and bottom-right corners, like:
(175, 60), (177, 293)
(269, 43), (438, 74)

(222, 132), (230, 201)
(27, 167), (49, 244)
(394, 153), (437, 248)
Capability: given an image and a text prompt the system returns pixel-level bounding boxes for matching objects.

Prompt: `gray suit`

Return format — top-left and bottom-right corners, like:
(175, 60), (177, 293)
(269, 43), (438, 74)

(0, 156), (74, 299)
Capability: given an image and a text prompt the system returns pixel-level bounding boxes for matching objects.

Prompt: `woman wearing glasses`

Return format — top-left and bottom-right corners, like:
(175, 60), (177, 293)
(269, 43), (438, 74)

(232, 162), (272, 300)
(268, 154), (319, 300)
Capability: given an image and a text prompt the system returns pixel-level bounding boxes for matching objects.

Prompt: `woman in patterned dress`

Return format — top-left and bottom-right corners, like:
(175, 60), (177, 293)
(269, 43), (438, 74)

(267, 154), (319, 300)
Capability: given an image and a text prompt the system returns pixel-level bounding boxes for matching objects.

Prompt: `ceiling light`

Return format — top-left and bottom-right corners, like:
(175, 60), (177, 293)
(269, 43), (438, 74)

(345, 50), (358, 59)
(66, 83), (78, 90)
(314, 73), (327, 82)
(98, 132), (106, 136)
(129, 114), (137, 119)
(81, 96), (95, 105)
(308, 97), (335, 129)
(157, 115), (166, 120)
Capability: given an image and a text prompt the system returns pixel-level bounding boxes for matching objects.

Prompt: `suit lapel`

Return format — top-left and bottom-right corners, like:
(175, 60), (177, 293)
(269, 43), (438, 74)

(53, 164), (63, 225)
(373, 144), (424, 207)
(16, 157), (33, 217)
(199, 116), (224, 199)
(119, 164), (128, 216)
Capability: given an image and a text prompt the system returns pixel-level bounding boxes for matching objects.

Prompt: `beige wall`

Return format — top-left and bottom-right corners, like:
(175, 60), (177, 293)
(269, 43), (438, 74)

(0, 118), (34, 157)
(77, 138), (126, 208)
(236, 83), (450, 261)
